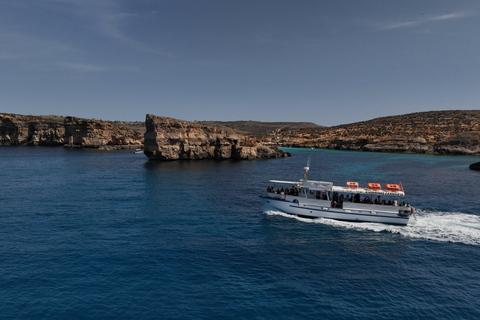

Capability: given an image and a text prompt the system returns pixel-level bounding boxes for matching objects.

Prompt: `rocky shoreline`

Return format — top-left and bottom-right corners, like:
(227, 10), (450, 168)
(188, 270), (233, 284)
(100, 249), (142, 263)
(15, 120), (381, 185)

(0, 113), (289, 160)
(2, 110), (480, 160)
(263, 110), (480, 156)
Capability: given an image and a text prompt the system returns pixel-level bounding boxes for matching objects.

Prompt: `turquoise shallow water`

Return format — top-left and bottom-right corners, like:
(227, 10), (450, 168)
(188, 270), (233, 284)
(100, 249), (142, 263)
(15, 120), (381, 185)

(1, 147), (479, 319)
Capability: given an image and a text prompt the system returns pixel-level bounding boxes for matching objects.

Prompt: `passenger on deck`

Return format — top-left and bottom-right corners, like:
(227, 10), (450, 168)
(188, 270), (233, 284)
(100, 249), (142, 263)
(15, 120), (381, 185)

(354, 194), (360, 203)
(333, 192), (339, 202)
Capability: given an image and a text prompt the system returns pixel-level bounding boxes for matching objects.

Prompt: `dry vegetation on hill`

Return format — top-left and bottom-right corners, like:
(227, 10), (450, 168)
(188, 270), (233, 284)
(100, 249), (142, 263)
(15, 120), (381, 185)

(197, 120), (321, 135)
(266, 110), (480, 155)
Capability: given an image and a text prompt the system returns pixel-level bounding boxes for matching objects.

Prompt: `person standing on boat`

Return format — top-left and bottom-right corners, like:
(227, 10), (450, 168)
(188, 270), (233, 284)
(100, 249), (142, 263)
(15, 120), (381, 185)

(333, 192), (339, 202)
(354, 194), (360, 203)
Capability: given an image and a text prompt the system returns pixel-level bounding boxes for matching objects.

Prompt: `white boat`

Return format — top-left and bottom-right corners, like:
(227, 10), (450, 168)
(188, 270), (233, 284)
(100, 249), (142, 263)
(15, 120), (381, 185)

(260, 160), (415, 225)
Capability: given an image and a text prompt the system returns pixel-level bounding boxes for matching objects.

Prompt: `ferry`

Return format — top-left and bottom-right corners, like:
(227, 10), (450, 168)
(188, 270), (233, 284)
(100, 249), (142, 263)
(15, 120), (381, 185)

(260, 160), (415, 225)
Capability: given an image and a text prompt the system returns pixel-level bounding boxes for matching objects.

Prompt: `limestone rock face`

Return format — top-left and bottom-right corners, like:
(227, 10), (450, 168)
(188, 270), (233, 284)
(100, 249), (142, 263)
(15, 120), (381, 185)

(0, 113), (143, 148)
(64, 116), (143, 148)
(0, 114), (65, 146)
(433, 132), (480, 155)
(362, 135), (433, 153)
(144, 114), (290, 160)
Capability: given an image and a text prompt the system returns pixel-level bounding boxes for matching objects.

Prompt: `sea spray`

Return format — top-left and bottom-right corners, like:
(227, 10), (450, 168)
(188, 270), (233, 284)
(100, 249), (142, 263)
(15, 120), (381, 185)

(265, 209), (480, 246)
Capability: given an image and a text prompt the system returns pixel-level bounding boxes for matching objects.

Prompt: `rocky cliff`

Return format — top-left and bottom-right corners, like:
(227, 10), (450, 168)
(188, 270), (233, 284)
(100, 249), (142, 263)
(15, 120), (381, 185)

(268, 110), (480, 155)
(144, 114), (290, 160)
(0, 113), (143, 148)
(63, 116), (143, 148)
(4, 110), (479, 156)
(0, 114), (65, 146)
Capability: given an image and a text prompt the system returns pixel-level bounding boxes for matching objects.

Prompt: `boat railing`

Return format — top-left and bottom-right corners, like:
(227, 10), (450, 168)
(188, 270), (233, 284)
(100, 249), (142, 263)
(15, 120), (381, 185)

(266, 192), (286, 200)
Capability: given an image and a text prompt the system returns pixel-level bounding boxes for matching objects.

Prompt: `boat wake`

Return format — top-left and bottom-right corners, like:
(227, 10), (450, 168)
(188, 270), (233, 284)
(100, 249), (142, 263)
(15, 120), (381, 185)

(265, 209), (480, 246)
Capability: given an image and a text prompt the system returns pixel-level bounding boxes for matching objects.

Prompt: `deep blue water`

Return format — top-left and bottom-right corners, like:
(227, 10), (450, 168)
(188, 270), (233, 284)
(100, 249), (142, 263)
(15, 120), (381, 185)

(1, 146), (479, 319)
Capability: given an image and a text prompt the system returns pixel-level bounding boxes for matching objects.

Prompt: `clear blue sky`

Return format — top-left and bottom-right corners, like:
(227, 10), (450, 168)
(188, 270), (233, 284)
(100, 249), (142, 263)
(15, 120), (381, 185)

(1, 0), (479, 126)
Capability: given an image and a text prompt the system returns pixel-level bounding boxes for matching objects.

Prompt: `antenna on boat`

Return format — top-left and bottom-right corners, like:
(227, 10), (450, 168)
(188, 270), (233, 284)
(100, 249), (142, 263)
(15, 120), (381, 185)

(303, 156), (311, 181)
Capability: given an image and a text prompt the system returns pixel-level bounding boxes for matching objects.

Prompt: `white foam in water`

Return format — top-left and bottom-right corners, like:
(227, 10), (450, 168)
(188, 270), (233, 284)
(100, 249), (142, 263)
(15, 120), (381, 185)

(265, 209), (480, 246)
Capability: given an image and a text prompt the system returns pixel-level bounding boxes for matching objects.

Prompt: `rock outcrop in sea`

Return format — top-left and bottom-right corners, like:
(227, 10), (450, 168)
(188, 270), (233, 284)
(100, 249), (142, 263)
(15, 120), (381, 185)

(470, 162), (480, 171)
(144, 114), (290, 160)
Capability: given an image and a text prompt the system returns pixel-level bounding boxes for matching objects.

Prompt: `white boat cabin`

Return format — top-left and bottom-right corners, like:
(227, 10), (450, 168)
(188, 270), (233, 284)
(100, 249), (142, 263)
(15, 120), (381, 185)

(266, 179), (409, 209)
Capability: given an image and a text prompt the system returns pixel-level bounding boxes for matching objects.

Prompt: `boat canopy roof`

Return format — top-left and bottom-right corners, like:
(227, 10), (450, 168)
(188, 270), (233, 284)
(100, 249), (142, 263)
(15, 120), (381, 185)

(268, 180), (300, 185)
(302, 180), (333, 190)
(268, 179), (333, 191)
(332, 185), (405, 196)
(269, 179), (405, 196)
(269, 179), (333, 191)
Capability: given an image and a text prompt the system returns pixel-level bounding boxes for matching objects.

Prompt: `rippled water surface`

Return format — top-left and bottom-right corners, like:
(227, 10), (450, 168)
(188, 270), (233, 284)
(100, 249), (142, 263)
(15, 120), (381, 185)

(1, 147), (479, 319)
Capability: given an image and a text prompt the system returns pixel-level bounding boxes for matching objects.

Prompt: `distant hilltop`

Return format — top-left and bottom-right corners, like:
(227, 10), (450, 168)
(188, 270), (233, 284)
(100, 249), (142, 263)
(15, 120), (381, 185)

(1, 110), (480, 156)
(196, 120), (322, 135)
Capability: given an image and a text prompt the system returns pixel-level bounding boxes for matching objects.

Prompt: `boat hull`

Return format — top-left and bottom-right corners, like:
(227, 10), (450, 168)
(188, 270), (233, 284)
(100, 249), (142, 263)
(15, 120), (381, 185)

(260, 196), (411, 226)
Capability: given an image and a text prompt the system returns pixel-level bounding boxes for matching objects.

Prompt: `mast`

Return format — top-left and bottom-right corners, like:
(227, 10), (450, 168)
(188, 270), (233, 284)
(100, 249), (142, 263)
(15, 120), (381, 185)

(302, 156), (311, 198)
(303, 156), (311, 181)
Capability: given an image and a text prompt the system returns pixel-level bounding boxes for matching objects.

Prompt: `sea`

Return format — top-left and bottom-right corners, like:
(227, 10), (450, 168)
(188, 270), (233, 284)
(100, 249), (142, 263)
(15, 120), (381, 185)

(1, 146), (479, 319)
